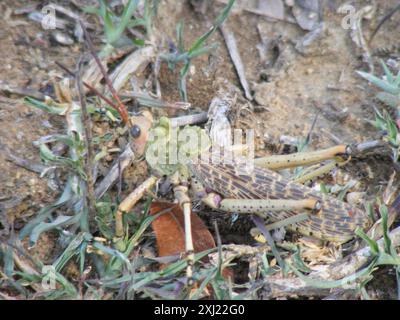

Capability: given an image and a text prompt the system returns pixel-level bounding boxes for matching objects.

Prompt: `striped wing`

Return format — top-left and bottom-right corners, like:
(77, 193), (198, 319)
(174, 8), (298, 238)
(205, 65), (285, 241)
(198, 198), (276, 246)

(189, 156), (370, 243)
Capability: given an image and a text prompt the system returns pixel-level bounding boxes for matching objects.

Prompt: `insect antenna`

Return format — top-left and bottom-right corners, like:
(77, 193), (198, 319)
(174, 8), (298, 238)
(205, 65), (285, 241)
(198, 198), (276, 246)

(55, 61), (122, 116)
(78, 20), (130, 125)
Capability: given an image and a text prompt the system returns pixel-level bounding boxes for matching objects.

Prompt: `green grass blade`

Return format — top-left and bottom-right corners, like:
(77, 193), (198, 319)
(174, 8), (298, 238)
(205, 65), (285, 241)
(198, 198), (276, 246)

(178, 65), (189, 101)
(114, 0), (140, 42)
(188, 43), (219, 59)
(190, 267), (218, 300)
(188, 0), (235, 54)
(355, 227), (379, 255)
(30, 214), (82, 245)
(376, 92), (400, 108)
(53, 232), (88, 272)
(19, 180), (74, 239)
(177, 20), (185, 53)
(380, 204), (392, 254)
(24, 97), (67, 115)
(357, 70), (399, 95)
(380, 60), (394, 83)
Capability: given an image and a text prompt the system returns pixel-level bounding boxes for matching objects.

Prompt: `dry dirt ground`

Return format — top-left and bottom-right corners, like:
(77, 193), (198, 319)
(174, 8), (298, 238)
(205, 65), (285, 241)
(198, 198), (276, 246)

(0, 0), (399, 299)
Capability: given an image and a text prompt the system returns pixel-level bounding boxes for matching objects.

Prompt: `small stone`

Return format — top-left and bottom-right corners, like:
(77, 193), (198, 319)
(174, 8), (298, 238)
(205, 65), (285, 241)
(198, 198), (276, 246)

(51, 31), (74, 46)
(190, 65), (196, 76)
(309, 12), (317, 19)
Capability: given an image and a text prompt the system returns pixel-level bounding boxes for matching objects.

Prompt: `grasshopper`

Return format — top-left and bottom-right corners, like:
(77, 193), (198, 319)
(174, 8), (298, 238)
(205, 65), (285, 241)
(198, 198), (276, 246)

(72, 22), (374, 285)
(124, 112), (376, 284)
(128, 115), (371, 244)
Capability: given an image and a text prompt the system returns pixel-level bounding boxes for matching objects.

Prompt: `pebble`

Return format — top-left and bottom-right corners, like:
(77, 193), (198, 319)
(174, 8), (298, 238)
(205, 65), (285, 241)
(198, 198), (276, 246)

(190, 65), (196, 76)
(51, 31), (74, 46)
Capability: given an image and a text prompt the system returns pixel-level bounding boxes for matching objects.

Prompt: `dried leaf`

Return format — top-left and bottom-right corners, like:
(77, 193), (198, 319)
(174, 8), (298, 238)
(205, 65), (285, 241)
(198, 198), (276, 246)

(150, 201), (216, 261)
(150, 201), (234, 288)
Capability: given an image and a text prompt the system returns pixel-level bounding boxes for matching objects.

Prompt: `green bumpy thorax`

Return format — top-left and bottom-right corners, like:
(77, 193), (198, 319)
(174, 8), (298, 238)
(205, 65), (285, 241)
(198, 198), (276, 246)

(144, 117), (211, 177)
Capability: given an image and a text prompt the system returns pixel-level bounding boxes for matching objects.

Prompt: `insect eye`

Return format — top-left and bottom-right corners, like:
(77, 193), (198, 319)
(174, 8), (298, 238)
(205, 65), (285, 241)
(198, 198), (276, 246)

(130, 125), (141, 138)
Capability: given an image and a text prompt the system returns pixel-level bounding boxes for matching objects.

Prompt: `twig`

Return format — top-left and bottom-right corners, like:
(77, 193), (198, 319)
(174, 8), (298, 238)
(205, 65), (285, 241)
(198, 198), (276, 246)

(79, 20), (130, 124)
(56, 61), (122, 115)
(109, 46), (156, 93)
(369, 3), (400, 45)
(0, 83), (45, 100)
(117, 157), (123, 200)
(0, 143), (47, 173)
(76, 59), (97, 227)
(262, 274), (331, 298)
(121, 91), (191, 110)
(220, 24), (253, 100)
(353, 140), (386, 155)
(170, 112), (208, 127)
(320, 128), (342, 145)
(304, 112), (320, 146)
(95, 144), (135, 199)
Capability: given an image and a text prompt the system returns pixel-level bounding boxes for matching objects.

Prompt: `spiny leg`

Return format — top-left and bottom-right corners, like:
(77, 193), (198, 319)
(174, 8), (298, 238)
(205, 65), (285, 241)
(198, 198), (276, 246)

(293, 157), (350, 184)
(252, 146), (351, 236)
(200, 191), (324, 247)
(254, 145), (351, 170)
(202, 190), (320, 217)
(191, 175), (321, 232)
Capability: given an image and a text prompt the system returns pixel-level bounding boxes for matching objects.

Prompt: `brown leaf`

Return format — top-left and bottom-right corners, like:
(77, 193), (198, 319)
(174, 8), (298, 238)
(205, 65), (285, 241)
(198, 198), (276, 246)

(150, 201), (234, 291)
(150, 201), (216, 260)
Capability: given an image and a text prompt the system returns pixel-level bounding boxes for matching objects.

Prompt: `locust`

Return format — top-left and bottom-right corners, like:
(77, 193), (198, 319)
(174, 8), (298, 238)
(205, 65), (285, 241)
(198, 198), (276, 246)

(70, 21), (376, 286)
(128, 115), (372, 245)
(124, 112), (376, 284)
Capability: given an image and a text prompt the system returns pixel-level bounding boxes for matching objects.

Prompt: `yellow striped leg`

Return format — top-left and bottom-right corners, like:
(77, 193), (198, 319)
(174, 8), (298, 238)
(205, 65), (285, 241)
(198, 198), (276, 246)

(115, 176), (158, 238)
(202, 192), (321, 217)
(254, 145), (350, 170)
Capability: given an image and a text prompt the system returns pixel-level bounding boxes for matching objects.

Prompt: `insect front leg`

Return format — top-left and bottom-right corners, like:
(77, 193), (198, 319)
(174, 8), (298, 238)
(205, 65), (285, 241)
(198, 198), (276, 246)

(115, 176), (158, 239)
